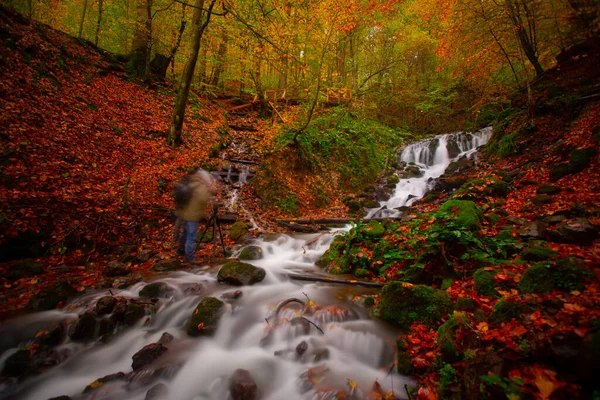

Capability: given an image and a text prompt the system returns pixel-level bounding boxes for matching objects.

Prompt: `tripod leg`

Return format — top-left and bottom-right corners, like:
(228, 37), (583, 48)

(217, 221), (226, 257)
(196, 217), (213, 252)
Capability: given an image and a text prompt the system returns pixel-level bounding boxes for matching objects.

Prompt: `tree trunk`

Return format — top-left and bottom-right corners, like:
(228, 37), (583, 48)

(567, 0), (600, 40)
(210, 29), (228, 88)
(167, 0), (217, 147)
(505, 0), (544, 77)
(94, 0), (104, 46)
(78, 0), (88, 38)
(166, 4), (187, 76)
(143, 0), (153, 82)
(131, 0), (152, 76)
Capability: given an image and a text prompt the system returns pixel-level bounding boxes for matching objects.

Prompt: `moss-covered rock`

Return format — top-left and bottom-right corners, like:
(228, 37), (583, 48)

(482, 180), (512, 197)
(473, 268), (497, 297)
(522, 246), (557, 261)
(186, 297), (225, 336)
(531, 194), (553, 206)
(95, 296), (117, 316)
(549, 164), (570, 182)
(70, 312), (97, 342)
(454, 297), (478, 312)
(386, 175), (400, 187)
(27, 280), (77, 311)
(396, 337), (414, 375)
(379, 283), (453, 328)
(139, 282), (172, 298)
(570, 147), (597, 173)
(518, 260), (591, 294)
(439, 200), (483, 231)
(437, 313), (466, 363)
(124, 303), (146, 325)
(7, 260), (44, 280)
(354, 268), (370, 278)
(239, 246), (263, 261)
(151, 259), (181, 272)
(537, 184), (562, 195)
(360, 220), (385, 240)
(217, 260), (266, 286)
(345, 199), (362, 212)
(489, 300), (527, 324)
(229, 221), (249, 242)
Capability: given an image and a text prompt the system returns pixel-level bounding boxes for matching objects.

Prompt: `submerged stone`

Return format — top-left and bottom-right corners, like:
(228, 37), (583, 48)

(217, 260), (266, 286)
(132, 343), (168, 371)
(239, 245), (263, 260)
(186, 296), (225, 337)
(139, 282), (172, 298)
(230, 369), (258, 400)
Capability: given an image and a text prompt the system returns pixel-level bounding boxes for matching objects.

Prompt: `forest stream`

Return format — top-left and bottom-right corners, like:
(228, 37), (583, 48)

(0, 129), (491, 400)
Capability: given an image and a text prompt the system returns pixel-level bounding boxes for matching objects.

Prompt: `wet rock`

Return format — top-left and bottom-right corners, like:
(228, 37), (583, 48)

(186, 297), (225, 337)
(103, 261), (132, 277)
(217, 260), (266, 286)
(70, 311), (97, 342)
(132, 343), (168, 371)
(83, 372), (126, 394)
(537, 184), (562, 195)
(386, 175), (400, 187)
(229, 221), (250, 242)
(27, 280), (77, 311)
(7, 260), (44, 280)
(2, 347), (61, 378)
(518, 220), (547, 239)
(401, 165), (424, 179)
(296, 340), (308, 356)
(375, 186), (392, 201)
(222, 290), (244, 300)
(111, 297), (129, 323)
(33, 324), (64, 347)
(151, 258), (181, 272)
(396, 337), (413, 375)
(230, 369), (258, 400)
(239, 246), (263, 261)
(379, 282), (452, 328)
(445, 157), (474, 176)
(446, 138), (461, 159)
(531, 194), (553, 206)
(312, 348), (329, 362)
(158, 332), (174, 344)
(95, 296), (117, 315)
(124, 303), (146, 325)
(145, 383), (168, 400)
(98, 318), (115, 336)
(547, 218), (599, 245)
(139, 282), (173, 298)
(112, 276), (142, 289)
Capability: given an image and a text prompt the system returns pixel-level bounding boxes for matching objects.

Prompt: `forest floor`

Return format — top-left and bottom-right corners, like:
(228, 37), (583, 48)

(1, 6), (600, 400)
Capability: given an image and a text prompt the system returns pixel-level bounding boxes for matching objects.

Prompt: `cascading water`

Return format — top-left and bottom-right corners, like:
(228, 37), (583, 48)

(0, 128), (491, 400)
(367, 127), (492, 218)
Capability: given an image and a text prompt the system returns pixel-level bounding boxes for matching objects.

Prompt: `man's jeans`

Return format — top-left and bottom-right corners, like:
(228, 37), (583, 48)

(178, 220), (199, 262)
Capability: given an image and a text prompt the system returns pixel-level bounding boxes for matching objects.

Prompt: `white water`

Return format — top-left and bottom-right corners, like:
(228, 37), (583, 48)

(367, 127), (492, 218)
(0, 128), (491, 400)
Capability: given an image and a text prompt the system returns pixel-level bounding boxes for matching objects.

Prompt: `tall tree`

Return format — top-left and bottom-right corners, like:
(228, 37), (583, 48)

(167, 0), (217, 147)
(78, 0), (88, 38)
(94, 0), (104, 46)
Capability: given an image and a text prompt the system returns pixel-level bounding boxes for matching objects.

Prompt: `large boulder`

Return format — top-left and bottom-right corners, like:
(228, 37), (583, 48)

(186, 297), (225, 337)
(239, 246), (263, 261)
(547, 218), (599, 245)
(139, 282), (173, 298)
(229, 221), (250, 242)
(69, 311), (98, 342)
(379, 283), (452, 328)
(439, 200), (483, 231)
(518, 260), (591, 294)
(27, 280), (78, 311)
(95, 296), (117, 315)
(229, 369), (258, 400)
(217, 260), (266, 286)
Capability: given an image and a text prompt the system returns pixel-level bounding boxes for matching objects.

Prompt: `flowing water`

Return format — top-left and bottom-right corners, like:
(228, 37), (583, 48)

(0, 128), (491, 400)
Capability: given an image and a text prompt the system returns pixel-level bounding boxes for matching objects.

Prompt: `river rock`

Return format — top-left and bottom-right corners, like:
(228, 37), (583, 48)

(95, 296), (117, 315)
(444, 157), (474, 176)
(519, 220), (547, 239)
(229, 221), (250, 242)
(547, 218), (599, 245)
(401, 165), (424, 179)
(158, 332), (174, 344)
(139, 282), (173, 298)
(83, 372), (126, 394)
(239, 246), (263, 261)
(151, 258), (181, 272)
(132, 343), (168, 371)
(230, 369), (258, 400)
(186, 297), (225, 337)
(27, 280), (77, 311)
(33, 323), (64, 347)
(124, 303), (146, 325)
(217, 260), (266, 286)
(103, 261), (132, 277)
(70, 311), (98, 342)
(2, 347), (61, 378)
(531, 194), (554, 206)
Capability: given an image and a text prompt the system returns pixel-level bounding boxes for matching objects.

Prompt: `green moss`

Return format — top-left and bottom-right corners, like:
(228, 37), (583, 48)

(363, 297), (375, 307)
(396, 337), (413, 375)
(455, 297), (478, 312)
(229, 221), (249, 242)
(124, 303), (145, 325)
(379, 283), (453, 328)
(531, 194), (553, 206)
(217, 259), (266, 286)
(362, 199), (380, 208)
(437, 313), (466, 363)
(355, 268), (370, 278)
(441, 278), (454, 290)
(485, 213), (500, 224)
(549, 164), (570, 182)
(186, 297), (225, 337)
(536, 184), (561, 195)
(522, 246), (557, 261)
(473, 268), (497, 297)
(439, 200), (483, 231)
(482, 180), (512, 197)
(360, 220), (385, 240)
(139, 282), (169, 298)
(518, 260), (590, 294)
(7, 260), (44, 280)
(489, 300), (526, 324)
(387, 175), (400, 186)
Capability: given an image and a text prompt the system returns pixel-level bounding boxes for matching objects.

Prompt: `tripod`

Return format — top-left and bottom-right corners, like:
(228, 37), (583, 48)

(196, 202), (227, 258)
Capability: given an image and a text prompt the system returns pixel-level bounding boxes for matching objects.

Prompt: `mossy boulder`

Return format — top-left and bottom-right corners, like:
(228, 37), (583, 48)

(396, 337), (414, 375)
(229, 221), (249, 242)
(7, 260), (44, 280)
(103, 261), (131, 277)
(522, 246), (557, 261)
(570, 147), (597, 173)
(124, 303), (146, 325)
(473, 268), (497, 297)
(360, 220), (385, 240)
(379, 283), (452, 328)
(519, 260), (590, 294)
(489, 300), (527, 324)
(537, 184), (562, 195)
(455, 297), (478, 312)
(95, 296), (117, 316)
(186, 297), (225, 336)
(239, 246), (263, 260)
(386, 175), (400, 187)
(217, 260), (266, 286)
(445, 157), (474, 176)
(69, 312), (98, 342)
(549, 164), (570, 182)
(437, 313), (466, 363)
(531, 194), (553, 206)
(27, 280), (78, 311)
(362, 199), (380, 209)
(402, 165), (424, 179)
(151, 258), (181, 272)
(482, 180), (512, 197)
(139, 282), (173, 298)
(439, 200), (483, 231)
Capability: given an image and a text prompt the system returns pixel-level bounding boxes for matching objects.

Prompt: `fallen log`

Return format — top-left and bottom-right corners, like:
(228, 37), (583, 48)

(285, 273), (385, 288)
(277, 221), (320, 233)
(228, 158), (261, 165)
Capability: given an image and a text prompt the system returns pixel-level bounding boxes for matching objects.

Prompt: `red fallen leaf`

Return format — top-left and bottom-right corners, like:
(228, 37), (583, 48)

(564, 303), (585, 312)
(417, 385), (438, 400)
(532, 365), (565, 399)
(511, 324), (528, 337)
(197, 322), (204, 330)
(574, 328), (588, 338)
(412, 357), (430, 368)
(408, 336), (422, 345)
